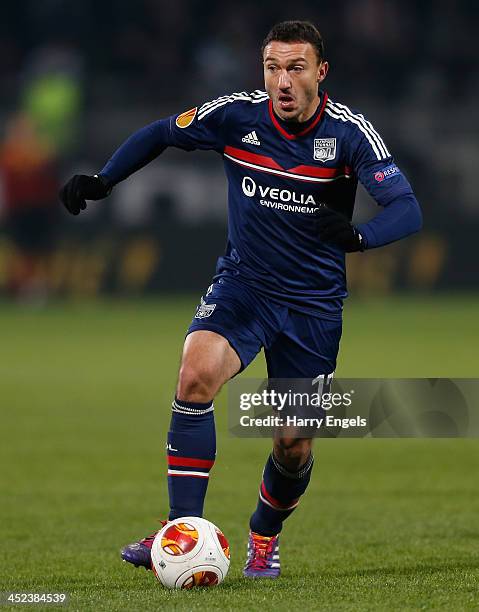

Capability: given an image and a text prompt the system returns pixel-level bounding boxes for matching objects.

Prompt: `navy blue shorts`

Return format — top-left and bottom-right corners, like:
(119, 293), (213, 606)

(187, 277), (342, 378)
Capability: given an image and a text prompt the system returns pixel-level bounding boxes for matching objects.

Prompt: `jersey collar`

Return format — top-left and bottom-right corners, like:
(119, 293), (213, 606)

(268, 91), (328, 140)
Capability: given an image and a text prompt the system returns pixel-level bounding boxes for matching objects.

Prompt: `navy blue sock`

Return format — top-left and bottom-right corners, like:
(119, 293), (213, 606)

(167, 398), (216, 520)
(249, 452), (314, 536)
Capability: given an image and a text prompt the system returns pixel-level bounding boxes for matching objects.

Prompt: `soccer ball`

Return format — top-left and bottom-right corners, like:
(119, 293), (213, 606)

(151, 517), (230, 589)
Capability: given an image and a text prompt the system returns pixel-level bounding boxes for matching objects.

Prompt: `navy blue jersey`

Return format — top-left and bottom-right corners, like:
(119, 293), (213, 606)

(101, 90), (420, 319)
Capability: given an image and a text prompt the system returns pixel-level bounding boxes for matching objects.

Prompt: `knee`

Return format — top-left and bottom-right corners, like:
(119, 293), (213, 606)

(274, 438), (312, 471)
(176, 362), (218, 403)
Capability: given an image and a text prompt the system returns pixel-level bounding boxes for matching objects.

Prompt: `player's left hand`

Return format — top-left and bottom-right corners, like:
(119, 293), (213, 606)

(317, 207), (364, 252)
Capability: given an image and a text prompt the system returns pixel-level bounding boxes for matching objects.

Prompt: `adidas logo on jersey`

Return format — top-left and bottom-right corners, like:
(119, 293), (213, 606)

(242, 130), (261, 146)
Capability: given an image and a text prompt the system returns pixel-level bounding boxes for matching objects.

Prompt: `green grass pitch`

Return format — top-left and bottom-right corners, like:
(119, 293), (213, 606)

(1, 295), (478, 610)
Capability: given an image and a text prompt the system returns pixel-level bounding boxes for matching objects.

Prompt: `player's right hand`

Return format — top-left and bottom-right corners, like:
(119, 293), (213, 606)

(59, 174), (112, 215)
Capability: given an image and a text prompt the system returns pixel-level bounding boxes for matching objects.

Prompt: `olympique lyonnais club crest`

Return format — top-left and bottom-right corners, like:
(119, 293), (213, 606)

(314, 138), (337, 162)
(195, 303), (216, 319)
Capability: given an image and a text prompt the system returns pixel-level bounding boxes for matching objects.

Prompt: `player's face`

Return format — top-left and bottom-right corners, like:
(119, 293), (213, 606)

(263, 41), (328, 122)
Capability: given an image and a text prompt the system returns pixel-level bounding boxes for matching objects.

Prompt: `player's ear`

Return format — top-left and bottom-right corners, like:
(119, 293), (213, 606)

(317, 60), (329, 83)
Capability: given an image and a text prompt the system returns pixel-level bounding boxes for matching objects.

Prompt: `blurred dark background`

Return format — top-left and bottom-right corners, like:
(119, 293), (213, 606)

(0, 0), (477, 301)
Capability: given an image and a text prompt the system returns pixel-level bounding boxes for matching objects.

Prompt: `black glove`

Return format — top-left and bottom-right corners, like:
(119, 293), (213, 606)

(317, 206), (364, 252)
(59, 174), (112, 215)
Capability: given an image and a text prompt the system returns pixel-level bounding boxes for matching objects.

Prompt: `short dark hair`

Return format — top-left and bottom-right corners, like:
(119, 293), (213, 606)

(262, 20), (325, 63)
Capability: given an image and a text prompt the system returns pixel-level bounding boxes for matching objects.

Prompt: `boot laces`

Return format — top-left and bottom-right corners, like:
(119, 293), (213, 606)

(248, 533), (275, 570)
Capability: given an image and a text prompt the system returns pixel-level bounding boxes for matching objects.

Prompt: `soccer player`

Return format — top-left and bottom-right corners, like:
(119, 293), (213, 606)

(60, 21), (422, 579)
